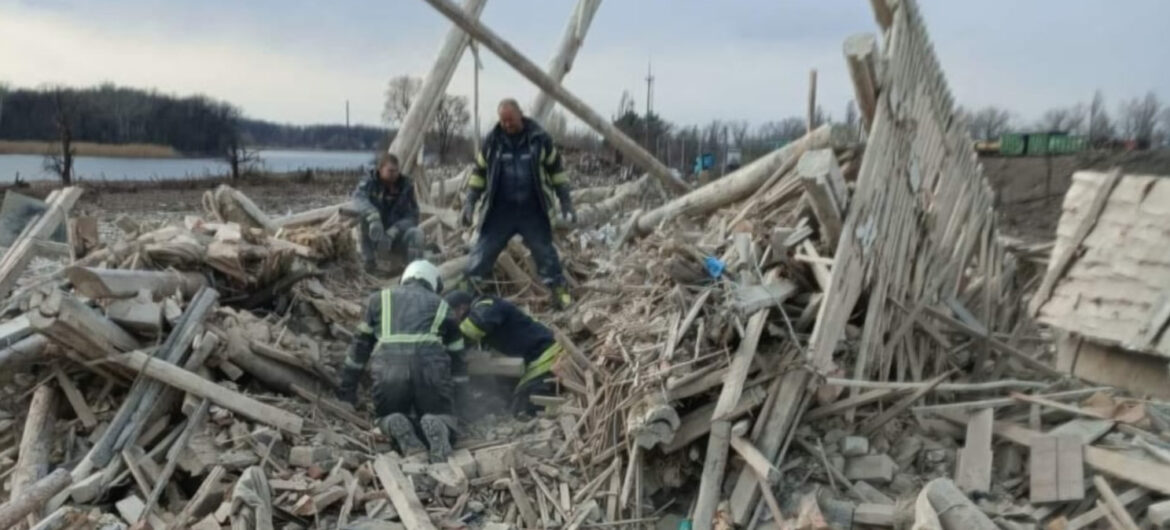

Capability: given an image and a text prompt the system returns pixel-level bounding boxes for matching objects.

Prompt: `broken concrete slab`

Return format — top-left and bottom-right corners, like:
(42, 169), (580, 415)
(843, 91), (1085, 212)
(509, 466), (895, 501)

(844, 454), (896, 484)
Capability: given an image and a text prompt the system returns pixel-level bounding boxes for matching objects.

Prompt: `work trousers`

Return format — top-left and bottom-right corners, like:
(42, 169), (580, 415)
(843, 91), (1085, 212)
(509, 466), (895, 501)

(466, 204), (564, 287)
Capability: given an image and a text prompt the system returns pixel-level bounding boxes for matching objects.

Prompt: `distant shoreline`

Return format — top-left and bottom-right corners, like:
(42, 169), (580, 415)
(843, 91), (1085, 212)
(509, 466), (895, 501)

(0, 140), (377, 159)
(0, 140), (181, 158)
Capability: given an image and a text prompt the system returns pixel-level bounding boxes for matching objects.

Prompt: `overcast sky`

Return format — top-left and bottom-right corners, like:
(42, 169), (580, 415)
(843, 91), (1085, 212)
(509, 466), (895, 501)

(2, 0), (1168, 131)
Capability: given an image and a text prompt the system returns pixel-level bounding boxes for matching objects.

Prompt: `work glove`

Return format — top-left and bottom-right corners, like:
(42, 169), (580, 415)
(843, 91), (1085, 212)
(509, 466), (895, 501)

(384, 225), (401, 244)
(461, 189), (482, 228)
(366, 216), (384, 243)
(556, 187), (576, 224)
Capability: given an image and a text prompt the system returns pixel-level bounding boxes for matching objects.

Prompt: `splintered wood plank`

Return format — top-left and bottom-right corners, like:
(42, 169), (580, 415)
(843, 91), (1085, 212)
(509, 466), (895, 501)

(955, 408), (993, 494)
(54, 368), (97, 429)
(373, 453), (436, 530)
(1092, 475), (1140, 530)
(1030, 434), (1083, 504)
(508, 469), (539, 530)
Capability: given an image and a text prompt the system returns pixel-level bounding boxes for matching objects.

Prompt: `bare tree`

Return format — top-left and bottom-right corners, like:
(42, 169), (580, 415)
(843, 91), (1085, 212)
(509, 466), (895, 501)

(217, 103), (257, 180)
(844, 101), (859, 130)
(43, 87), (76, 184)
(382, 76), (422, 125)
(1162, 107), (1170, 147)
(962, 106), (1013, 141)
(727, 120), (749, 148)
(430, 94), (470, 163)
(1087, 90), (1114, 145)
(615, 90), (636, 119)
(1119, 92), (1161, 146)
(1037, 104), (1086, 133)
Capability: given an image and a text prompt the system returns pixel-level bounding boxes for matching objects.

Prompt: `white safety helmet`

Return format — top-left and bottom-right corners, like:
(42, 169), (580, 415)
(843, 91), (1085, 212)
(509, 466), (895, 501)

(401, 260), (443, 293)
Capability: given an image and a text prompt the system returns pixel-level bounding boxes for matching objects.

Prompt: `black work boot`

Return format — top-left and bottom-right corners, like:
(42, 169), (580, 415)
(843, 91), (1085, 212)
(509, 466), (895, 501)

(377, 413), (425, 456)
(419, 414), (453, 463)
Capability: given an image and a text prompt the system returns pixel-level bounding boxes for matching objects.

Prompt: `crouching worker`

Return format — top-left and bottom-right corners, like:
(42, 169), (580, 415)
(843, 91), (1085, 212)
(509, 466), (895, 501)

(337, 260), (467, 462)
(353, 153), (423, 274)
(444, 290), (563, 414)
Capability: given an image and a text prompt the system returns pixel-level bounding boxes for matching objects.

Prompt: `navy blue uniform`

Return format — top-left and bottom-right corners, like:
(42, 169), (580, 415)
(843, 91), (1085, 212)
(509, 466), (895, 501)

(352, 172), (423, 265)
(463, 118), (571, 288)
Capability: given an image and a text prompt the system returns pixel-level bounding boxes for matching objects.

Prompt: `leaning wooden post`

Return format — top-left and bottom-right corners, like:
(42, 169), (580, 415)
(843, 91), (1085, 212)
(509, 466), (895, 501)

(420, 0), (689, 195)
(806, 69), (818, 135)
(843, 33), (880, 131)
(11, 384), (57, 529)
(529, 0), (603, 123)
(0, 469), (71, 530)
(392, 0), (489, 177)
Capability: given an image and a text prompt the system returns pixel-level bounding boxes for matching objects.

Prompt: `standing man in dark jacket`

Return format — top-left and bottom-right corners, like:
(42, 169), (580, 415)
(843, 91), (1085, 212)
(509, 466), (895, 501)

(444, 290), (563, 413)
(353, 153), (423, 273)
(337, 260), (465, 462)
(460, 99), (575, 309)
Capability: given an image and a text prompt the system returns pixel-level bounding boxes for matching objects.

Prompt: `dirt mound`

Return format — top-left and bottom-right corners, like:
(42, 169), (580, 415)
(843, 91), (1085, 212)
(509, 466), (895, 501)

(983, 149), (1170, 241)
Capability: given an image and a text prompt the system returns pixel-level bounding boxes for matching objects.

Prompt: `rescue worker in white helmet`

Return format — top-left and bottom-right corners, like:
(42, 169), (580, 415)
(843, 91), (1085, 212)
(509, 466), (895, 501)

(337, 260), (466, 462)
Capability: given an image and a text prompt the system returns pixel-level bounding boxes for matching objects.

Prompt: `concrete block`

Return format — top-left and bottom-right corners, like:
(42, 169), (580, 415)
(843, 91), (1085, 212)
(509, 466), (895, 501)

(448, 448), (477, 479)
(840, 436), (869, 457)
(289, 445), (333, 468)
(474, 443), (516, 477)
(1148, 499), (1170, 529)
(844, 454), (896, 483)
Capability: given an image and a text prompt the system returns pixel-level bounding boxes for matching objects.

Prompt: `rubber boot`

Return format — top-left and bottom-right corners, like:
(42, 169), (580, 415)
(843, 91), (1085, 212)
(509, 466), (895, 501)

(419, 414), (453, 463)
(377, 413), (425, 456)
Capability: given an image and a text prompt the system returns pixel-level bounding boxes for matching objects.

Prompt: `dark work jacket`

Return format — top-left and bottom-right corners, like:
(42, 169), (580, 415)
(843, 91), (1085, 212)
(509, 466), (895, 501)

(458, 296), (555, 364)
(467, 118), (567, 225)
(347, 281), (464, 369)
(352, 172), (420, 230)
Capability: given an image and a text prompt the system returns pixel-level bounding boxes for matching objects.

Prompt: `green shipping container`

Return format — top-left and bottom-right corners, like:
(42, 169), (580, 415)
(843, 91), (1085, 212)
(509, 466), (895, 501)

(1026, 133), (1050, 156)
(1048, 134), (1086, 155)
(999, 133), (1025, 156)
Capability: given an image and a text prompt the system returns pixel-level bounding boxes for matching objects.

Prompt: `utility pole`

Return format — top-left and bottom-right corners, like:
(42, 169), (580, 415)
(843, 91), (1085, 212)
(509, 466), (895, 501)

(345, 100), (350, 129)
(645, 60), (654, 155)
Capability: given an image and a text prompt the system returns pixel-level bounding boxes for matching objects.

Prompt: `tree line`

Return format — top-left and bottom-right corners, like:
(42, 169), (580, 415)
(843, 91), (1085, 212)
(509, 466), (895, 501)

(961, 90), (1170, 147)
(0, 83), (388, 154)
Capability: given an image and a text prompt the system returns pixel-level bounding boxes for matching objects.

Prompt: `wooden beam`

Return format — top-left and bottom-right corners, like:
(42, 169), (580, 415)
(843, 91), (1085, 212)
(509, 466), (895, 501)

(529, 0), (603, 123)
(0, 469), (71, 530)
(935, 410), (1170, 496)
(141, 399), (209, 521)
(797, 149), (848, 248)
(634, 125), (843, 233)
(11, 384), (57, 529)
(65, 267), (207, 300)
(420, 0), (688, 194)
(859, 369), (953, 436)
(692, 280), (775, 530)
(0, 187), (82, 298)
(110, 350), (302, 434)
(843, 33), (880, 130)
(391, 0), (488, 176)
(954, 408), (993, 494)
(374, 453), (437, 530)
(1092, 476), (1140, 530)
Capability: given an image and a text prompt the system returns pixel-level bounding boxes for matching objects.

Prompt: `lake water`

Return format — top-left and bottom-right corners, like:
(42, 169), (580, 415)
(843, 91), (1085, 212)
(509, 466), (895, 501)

(0, 149), (375, 183)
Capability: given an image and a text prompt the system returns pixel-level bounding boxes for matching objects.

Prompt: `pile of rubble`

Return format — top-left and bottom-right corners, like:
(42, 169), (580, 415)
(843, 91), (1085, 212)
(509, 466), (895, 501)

(2, 0), (1170, 529)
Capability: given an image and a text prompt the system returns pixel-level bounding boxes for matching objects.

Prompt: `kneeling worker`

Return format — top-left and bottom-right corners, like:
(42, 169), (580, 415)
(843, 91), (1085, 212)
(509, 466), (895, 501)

(353, 153), (423, 273)
(444, 290), (563, 412)
(337, 260), (466, 462)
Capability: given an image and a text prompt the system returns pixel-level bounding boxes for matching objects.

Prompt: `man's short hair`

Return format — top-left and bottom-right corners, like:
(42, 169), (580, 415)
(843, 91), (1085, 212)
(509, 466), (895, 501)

(378, 152), (400, 168)
(444, 289), (475, 310)
(498, 98), (522, 114)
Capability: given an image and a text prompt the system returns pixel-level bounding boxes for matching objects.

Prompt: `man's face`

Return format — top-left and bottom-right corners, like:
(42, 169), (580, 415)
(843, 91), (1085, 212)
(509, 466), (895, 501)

(499, 106), (524, 135)
(453, 305), (470, 321)
(379, 161), (399, 184)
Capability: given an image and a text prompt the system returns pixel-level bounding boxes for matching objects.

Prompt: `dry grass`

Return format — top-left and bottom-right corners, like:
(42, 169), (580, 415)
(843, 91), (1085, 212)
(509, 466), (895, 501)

(0, 140), (179, 158)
